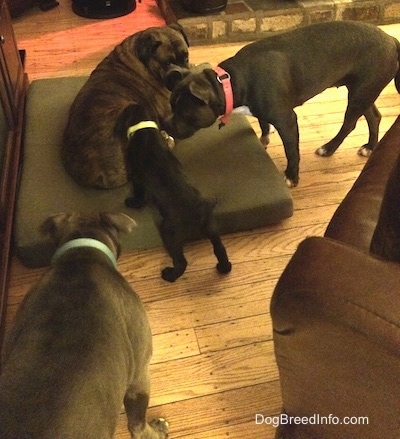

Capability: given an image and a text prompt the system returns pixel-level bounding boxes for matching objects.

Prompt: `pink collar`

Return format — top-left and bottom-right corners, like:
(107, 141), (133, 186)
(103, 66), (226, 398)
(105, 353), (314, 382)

(214, 66), (233, 126)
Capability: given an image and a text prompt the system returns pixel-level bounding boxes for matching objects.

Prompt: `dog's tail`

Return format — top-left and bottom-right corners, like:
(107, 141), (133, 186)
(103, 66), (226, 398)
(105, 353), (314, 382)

(395, 38), (400, 94)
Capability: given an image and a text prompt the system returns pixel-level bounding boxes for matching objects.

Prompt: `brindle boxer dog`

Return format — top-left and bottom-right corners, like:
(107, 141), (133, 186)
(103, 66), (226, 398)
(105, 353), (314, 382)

(0, 212), (169, 439)
(62, 24), (189, 189)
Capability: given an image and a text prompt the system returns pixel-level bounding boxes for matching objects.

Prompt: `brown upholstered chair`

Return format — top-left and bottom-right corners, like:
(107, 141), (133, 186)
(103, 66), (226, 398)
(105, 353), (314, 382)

(271, 115), (400, 438)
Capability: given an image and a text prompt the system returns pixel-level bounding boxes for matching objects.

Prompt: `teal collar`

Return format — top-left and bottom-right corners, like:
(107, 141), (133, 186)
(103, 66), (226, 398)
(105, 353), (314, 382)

(51, 238), (117, 268)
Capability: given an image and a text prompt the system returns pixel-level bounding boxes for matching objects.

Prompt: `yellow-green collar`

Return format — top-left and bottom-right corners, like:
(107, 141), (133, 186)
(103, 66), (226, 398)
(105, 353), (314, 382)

(127, 121), (159, 139)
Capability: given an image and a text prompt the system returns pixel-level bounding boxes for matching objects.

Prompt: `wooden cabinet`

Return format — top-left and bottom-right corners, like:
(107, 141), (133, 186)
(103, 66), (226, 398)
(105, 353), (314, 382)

(0, 0), (25, 127)
(0, 0), (27, 348)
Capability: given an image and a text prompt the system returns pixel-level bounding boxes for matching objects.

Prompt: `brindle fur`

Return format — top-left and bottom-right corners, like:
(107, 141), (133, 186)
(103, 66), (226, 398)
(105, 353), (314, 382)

(62, 24), (189, 189)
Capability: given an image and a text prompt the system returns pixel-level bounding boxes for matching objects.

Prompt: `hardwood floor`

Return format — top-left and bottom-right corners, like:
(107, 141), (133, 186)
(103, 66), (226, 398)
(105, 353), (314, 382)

(6, 5), (400, 437)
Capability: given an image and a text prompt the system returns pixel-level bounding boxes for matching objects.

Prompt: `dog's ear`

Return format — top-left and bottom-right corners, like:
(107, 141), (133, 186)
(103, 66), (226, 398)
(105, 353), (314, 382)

(101, 213), (137, 235)
(168, 22), (190, 47)
(136, 33), (162, 65)
(165, 68), (189, 91)
(40, 213), (70, 239)
(188, 80), (212, 105)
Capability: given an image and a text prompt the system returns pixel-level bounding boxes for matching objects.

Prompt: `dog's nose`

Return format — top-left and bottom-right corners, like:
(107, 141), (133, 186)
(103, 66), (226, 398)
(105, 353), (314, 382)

(165, 66), (190, 91)
(166, 122), (196, 140)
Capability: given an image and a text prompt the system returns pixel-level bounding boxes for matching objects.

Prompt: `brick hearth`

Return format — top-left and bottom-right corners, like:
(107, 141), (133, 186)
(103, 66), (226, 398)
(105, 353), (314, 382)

(157, 0), (400, 45)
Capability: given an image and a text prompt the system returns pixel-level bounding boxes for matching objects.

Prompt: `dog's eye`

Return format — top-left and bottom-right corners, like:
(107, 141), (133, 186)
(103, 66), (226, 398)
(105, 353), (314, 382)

(164, 59), (174, 68)
(176, 54), (189, 66)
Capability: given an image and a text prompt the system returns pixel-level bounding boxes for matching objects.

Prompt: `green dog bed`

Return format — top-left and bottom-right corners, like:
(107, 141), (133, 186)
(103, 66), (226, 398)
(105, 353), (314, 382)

(15, 76), (293, 267)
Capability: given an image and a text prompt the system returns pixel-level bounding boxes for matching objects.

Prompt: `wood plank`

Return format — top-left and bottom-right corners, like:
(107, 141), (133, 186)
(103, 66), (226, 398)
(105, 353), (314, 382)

(146, 381), (282, 438)
(149, 342), (279, 406)
(152, 329), (200, 364)
(114, 381), (282, 439)
(196, 313), (272, 353)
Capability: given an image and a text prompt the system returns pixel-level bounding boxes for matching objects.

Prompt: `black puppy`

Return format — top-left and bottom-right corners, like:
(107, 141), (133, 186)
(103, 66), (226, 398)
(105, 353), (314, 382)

(115, 104), (232, 282)
(165, 21), (400, 187)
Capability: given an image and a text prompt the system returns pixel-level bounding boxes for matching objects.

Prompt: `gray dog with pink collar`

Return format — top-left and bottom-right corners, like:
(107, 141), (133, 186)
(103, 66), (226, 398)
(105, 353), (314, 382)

(165, 21), (400, 187)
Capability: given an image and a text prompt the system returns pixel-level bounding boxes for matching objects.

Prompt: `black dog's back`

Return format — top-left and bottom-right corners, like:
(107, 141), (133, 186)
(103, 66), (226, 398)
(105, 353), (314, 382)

(166, 21), (400, 188)
(223, 21), (400, 108)
(116, 104), (231, 282)
(130, 127), (213, 227)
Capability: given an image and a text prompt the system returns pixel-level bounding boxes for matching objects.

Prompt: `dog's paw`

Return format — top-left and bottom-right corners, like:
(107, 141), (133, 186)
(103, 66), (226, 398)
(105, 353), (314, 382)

(260, 125), (275, 148)
(315, 146), (334, 157)
(161, 267), (179, 282)
(284, 174), (298, 188)
(149, 418), (169, 437)
(285, 178), (297, 188)
(216, 261), (232, 274)
(125, 196), (146, 209)
(260, 135), (270, 148)
(357, 145), (372, 157)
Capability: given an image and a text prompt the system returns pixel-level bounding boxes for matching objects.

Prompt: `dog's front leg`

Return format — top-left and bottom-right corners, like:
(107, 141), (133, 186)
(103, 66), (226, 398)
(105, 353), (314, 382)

(126, 154), (146, 209)
(258, 119), (272, 147)
(126, 184), (146, 209)
(274, 110), (300, 187)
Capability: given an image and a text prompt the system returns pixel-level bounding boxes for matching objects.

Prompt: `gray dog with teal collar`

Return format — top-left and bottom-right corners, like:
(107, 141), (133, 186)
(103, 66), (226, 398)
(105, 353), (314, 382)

(165, 21), (400, 187)
(0, 212), (169, 439)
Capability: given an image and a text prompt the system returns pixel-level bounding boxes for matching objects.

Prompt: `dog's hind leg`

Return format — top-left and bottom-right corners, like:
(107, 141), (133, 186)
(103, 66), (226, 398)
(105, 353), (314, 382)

(316, 108), (360, 157)
(204, 215), (232, 274)
(210, 234), (232, 274)
(124, 371), (169, 438)
(316, 84), (384, 158)
(357, 104), (381, 157)
(160, 219), (188, 282)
